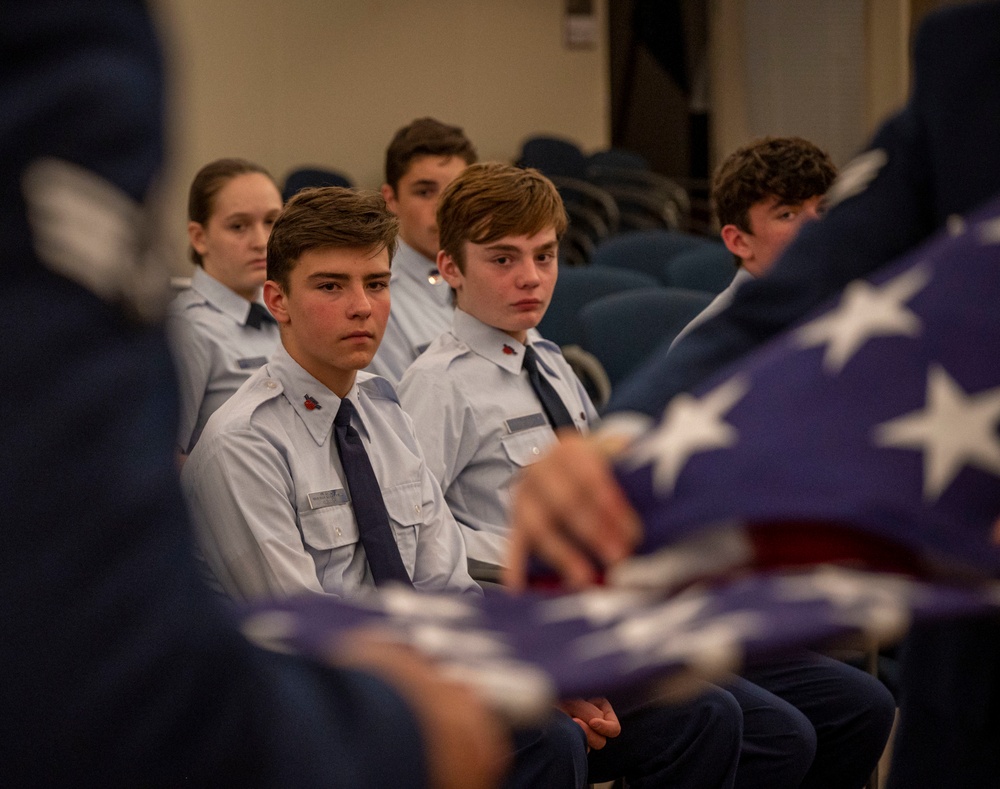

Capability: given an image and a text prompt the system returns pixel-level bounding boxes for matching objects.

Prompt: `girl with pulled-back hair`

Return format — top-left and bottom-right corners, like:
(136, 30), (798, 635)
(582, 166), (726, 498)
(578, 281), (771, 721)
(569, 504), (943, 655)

(168, 158), (283, 456)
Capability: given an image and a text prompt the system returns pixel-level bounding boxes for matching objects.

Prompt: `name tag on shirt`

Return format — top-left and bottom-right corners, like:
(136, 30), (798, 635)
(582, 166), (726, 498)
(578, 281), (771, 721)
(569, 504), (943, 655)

(237, 356), (268, 370)
(307, 489), (350, 510)
(505, 412), (547, 434)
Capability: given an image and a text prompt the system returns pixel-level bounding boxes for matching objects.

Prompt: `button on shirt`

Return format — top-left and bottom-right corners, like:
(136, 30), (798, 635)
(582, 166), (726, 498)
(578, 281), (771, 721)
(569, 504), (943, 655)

(182, 343), (477, 602)
(398, 309), (598, 565)
(365, 238), (453, 385)
(167, 267), (279, 453)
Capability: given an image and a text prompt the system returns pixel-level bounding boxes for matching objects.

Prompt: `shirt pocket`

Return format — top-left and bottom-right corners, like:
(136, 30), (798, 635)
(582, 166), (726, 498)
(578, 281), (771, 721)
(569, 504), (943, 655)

(381, 479), (423, 571)
(500, 425), (557, 469)
(298, 501), (359, 552)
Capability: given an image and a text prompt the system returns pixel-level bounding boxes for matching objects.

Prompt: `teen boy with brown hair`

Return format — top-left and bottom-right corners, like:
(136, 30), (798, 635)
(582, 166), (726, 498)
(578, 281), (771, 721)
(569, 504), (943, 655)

(367, 117), (478, 383)
(399, 163), (749, 789)
(672, 136), (837, 347)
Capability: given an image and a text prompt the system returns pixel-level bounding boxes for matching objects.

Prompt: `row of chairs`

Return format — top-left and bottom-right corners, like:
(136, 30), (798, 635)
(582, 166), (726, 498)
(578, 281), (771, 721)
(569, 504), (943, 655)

(539, 267), (714, 404)
(517, 136), (698, 266)
(591, 229), (733, 290)
(540, 228), (736, 408)
(282, 167), (354, 202)
(281, 144), (705, 269)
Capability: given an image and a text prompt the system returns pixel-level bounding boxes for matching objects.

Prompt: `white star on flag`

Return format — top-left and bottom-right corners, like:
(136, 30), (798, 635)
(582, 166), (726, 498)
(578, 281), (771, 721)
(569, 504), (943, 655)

(823, 148), (888, 210)
(539, 589), (652, 626)
(626, 377), (748, 494)
(978, 215), (1000, 245)
(774, 567), (912, 638)
(873, 364), (1000, 501)
(572, 595), (711, 662)
(573, 593), (759, 676)
(408, 622), (510, 659)
(795, 264), (931, 373)
(380, 587), (478, 621)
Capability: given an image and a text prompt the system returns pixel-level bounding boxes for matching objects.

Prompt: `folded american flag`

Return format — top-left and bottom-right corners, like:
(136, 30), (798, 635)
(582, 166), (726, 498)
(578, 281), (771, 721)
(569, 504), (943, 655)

(614, 197), (1000, 588)
(241, 570), (999, 723)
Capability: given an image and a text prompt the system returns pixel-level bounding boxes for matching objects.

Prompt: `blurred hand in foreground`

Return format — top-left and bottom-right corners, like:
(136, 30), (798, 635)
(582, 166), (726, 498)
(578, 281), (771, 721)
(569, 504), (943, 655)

(504, 431), (642, 591)
(334, 635), (512, 789)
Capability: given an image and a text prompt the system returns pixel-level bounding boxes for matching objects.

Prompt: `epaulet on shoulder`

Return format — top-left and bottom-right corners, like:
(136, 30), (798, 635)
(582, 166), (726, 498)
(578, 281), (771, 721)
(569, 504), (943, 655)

(401, 346), (463, 381)
(358, 372), (400, 404)
(243, 373), (284, 407)
(169, 295), (215, 324)
(167, 288), (202, 312)
(531, 336), (562, 354)
(207, 371), (283, 432)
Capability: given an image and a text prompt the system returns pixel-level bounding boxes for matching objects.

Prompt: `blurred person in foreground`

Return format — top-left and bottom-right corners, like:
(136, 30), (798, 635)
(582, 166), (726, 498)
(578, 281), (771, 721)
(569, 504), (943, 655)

(0, 2), (508, 787)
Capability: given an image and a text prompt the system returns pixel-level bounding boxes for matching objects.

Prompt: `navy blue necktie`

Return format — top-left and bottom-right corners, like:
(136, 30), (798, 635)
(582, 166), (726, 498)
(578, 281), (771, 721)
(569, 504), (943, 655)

(245, 303), (276, 329)
(333, 398), (413, 587)
(523, 345), (577, 431)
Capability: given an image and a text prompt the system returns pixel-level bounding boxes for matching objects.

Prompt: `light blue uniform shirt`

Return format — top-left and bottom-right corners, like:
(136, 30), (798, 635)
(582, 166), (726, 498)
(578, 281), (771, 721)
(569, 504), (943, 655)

(167, 266), (279, 453)
(182, 343), (477, 602)
(398, 309), (598, 565)
(365, 238), (453, 384)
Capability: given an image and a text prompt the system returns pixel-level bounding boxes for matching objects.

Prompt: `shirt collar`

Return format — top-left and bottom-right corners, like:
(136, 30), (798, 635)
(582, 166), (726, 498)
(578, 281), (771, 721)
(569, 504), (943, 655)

(392, 238), (451, 307)
(266, 344), (364, 445)
(191, 266), (265, 325)
(452, 308), (545, 375)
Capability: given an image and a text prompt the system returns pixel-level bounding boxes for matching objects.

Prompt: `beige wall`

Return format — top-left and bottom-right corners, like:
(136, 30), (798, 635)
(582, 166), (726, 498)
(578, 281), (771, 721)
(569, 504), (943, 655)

(152, 0), (610, 272)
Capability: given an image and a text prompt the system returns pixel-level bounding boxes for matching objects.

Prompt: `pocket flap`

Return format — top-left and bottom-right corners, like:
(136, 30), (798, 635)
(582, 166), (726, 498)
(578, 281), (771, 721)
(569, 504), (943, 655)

(299, 501), (358, 550)
(501, 427), (556, 468)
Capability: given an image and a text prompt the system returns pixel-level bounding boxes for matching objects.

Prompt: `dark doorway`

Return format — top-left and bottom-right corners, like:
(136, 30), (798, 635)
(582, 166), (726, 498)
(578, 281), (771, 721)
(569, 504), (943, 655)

(608, 0), (710, 185)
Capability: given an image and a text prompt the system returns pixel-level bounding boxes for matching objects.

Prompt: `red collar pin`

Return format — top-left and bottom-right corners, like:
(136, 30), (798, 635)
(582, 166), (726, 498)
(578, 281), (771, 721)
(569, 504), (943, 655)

(502, 344), (517, 356)
(303, 394), (321, 411)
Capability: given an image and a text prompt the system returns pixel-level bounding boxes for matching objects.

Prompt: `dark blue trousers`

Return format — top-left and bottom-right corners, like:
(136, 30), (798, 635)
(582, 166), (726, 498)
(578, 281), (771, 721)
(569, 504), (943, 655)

(587, 686), (743, 789)
(731, 653), (896, 789)
(506, 713), (589, 789)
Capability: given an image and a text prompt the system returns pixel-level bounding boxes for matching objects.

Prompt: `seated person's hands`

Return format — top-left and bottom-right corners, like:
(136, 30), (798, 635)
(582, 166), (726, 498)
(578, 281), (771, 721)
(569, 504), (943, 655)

(558, 696), (622, 751)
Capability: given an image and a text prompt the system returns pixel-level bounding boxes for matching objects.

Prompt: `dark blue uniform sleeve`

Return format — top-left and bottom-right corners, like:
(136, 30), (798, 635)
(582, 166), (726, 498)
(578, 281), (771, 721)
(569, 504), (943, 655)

(607, 0), (1000, 418)
(0, 249), (430, 789)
